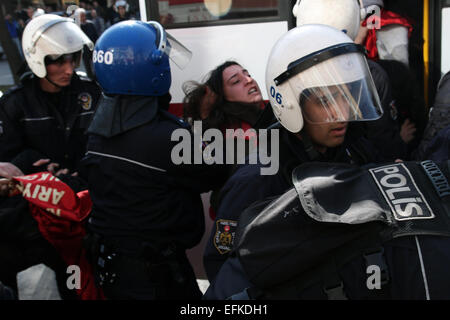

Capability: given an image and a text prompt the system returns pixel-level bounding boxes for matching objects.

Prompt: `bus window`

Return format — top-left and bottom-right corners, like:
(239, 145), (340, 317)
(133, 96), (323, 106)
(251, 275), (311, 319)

(157, 0), (280, 27)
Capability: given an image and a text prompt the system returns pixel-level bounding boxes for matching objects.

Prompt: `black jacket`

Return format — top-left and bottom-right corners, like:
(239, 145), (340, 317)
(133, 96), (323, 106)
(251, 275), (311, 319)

(350, 60), (408, 161)
(203, 126), (382, 286)
(205, 159), (450, 300)
(0, 72), (101, 175)
(414, 71), (450, 160)
(83, 95), (227, 254)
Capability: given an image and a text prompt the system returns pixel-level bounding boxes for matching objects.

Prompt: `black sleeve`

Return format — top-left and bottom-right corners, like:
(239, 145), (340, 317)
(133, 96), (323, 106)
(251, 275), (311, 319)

(364, 60), (408, 160)
(160, 117), (230, 193)
(203, 168), (281, 281)
(0, 196), (41, 241)
(0, 95), (46, 172)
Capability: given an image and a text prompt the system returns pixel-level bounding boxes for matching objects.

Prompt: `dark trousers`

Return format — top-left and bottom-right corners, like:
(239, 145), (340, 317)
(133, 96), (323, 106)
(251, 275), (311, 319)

(93, 247), (202, 300)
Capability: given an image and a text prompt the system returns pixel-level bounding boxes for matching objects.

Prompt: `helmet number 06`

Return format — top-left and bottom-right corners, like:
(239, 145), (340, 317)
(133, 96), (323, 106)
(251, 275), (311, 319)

(93, 50), (113, 65)
(270, 86), (283, 104)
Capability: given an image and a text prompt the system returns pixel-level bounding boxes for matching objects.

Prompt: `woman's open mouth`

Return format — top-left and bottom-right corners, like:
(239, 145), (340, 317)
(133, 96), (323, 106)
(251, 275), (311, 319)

(330, 124), (347, 137)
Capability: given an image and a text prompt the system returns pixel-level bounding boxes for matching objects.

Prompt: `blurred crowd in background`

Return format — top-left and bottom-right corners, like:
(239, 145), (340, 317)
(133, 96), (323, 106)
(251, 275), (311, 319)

(1, 0), (139, 62)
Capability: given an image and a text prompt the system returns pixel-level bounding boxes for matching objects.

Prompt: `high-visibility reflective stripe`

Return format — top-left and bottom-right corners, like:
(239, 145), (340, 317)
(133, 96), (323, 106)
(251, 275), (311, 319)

(86, 151), (167, 173)
(20, 117), (54, 122)
(78, 111), (94, 116)
(415, 236), (430, 300)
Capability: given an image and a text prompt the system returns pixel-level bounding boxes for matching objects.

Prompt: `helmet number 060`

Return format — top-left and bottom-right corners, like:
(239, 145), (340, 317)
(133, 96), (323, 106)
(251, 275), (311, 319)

(93, 50), (113, 65)
(270, 86), (283, 104)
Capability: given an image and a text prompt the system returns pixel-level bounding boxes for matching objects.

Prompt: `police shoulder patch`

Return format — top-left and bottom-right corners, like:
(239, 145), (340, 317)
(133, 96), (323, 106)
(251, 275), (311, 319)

(78, 92), (93, 111)
(213, 219), (237, 255)
(369, 163), (435, 221)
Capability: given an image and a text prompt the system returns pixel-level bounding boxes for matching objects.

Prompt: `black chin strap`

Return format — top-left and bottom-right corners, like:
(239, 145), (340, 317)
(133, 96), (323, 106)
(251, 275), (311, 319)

(44, 76), (64, 90)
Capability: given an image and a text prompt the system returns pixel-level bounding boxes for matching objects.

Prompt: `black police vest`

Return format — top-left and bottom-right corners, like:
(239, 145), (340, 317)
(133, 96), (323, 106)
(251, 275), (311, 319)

(233, 160), (450, 299)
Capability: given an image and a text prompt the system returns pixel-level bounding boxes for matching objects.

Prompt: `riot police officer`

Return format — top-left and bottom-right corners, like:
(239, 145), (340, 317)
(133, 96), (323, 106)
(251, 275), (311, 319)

(83, 20), (226, 300)
(205, 25), (450, 300)
(0, 13), (100, 178)
(293, 0), (414, 161)
(203, 24), (385, 298)
(0, 14), (101, 299)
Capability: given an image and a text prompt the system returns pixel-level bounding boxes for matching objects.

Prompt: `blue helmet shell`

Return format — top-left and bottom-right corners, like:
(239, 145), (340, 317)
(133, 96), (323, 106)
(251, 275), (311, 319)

(93, 20), (171, 96)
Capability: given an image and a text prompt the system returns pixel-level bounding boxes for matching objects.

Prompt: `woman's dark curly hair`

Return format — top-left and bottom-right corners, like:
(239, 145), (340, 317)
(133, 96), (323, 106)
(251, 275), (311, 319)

(183, 61), (261, 131)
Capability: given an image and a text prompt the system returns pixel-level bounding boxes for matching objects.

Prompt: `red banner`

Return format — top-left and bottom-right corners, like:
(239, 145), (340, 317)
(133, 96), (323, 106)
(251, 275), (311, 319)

(12, 173), (104, 300)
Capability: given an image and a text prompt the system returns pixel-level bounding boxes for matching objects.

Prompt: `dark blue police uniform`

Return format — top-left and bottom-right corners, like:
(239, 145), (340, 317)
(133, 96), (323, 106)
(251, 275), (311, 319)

(0, 72), (100, 174)
(203, 127), (381, 299)
(0, 72), (101, 300)
(84, 94), (226, 299)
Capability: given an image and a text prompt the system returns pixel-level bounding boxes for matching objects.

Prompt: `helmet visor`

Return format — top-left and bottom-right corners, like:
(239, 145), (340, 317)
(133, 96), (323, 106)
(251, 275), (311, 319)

(165, 31), (192, 69)
(32, 18), (93, 54)
(289, 54), (383, 124)
(45, 51), (82, 66)
(147, 21), (192, 70)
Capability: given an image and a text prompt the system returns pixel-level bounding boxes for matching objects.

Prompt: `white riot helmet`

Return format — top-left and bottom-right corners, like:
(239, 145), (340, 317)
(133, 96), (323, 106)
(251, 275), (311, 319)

(266, 24), (383, 133)
(32, 8), (45, 19)
(292, 0), (361, 40)
(114, 0), (129, 12)
(22, 14), (93, 78)
(73, 8), (86, 26)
